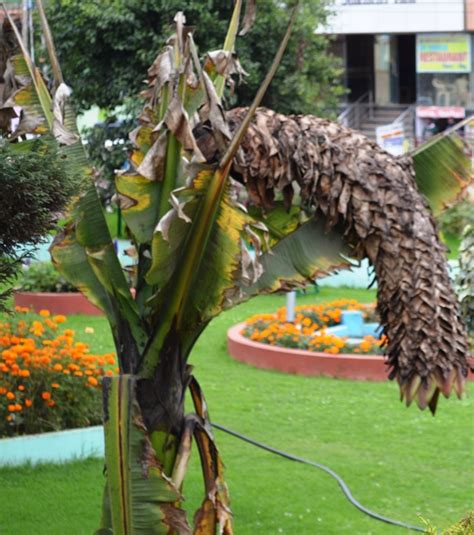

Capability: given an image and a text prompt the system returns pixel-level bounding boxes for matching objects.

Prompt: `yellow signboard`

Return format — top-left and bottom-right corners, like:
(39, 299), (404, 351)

(417, 34), (471, 73)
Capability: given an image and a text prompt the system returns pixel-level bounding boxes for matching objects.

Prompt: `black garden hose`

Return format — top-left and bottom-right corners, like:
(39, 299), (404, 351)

(212, 422), (426, 533)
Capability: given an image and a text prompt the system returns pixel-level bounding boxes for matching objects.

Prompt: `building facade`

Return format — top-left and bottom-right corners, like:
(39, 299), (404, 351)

(321, 0), (474, 142)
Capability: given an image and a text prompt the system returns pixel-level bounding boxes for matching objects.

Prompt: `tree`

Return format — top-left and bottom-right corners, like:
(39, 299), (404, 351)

(3, 2), (471, 533)
(45, 0), (344, 117)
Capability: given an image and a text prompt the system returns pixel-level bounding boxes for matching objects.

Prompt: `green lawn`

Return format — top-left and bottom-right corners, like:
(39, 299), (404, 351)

(1, 287), (473, 534)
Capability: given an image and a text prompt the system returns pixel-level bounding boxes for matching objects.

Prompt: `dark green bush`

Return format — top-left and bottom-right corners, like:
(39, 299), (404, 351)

(0, 139), (78, 309)
(19, 262), (77, 293)
(439, 200), (474, 237)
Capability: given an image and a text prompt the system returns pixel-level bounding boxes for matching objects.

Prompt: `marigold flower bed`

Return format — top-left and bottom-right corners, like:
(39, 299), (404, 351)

(241, 299), (385, 355)
(0, 307), (116, 437)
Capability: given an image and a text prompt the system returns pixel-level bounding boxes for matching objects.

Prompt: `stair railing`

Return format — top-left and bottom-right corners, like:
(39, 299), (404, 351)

(337, 91), (374, 130)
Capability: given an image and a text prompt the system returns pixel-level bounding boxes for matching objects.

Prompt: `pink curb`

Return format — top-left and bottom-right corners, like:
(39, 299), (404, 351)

(227, 322), (474, 382)
(14, 291), (103, 316)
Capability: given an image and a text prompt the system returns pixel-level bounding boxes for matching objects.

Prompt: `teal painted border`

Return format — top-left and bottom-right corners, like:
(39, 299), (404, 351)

(0, 426), (104, 466)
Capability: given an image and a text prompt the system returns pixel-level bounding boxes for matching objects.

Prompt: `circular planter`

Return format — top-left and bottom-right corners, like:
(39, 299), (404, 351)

(228, 322), (474, 382)
(14, 291), (103, 316)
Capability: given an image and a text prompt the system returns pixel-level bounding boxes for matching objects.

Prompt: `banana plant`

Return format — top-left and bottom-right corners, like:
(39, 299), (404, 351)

(1, 1), (471, 533)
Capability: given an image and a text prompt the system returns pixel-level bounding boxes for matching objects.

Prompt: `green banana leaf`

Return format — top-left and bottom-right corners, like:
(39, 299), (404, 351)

(51, 187), (148, 368)
(101, 375), (191, 535)
(140, 168), (249, 374)
(96, 484), (113, 535)
(248, 203), (302, 243)
(115, 174), (161, 245)
(412, 129), (472, 217)
(50, 226), (116, 314)
(242, 218), (352, 297)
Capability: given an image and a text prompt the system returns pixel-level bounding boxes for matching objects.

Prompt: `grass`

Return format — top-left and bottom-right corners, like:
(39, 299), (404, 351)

(1, 287), (473, 534)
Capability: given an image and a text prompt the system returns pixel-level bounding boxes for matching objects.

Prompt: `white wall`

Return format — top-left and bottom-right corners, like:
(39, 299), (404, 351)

(321, 0), (465, 34)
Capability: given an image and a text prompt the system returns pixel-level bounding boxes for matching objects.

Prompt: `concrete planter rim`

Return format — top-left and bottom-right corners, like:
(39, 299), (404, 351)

(0, 425), (104, 466)
(227, 322), (474, 381)
(13, 290), (103, 315)
(1, 424), (102, 442)
(228, 322), (386, 363)
(14, 290), (83, 297)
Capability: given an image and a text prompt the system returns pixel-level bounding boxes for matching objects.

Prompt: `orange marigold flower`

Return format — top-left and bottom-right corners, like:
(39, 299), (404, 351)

(53, 363), (63, 372)
(51, 383), (60, 389)
(39, 310), (50, 317)
(105, 370), (113, 377)
(74, 371), (84, 377)
(48, 400), (56, 408)
(53, 315), (67, 324)
(25, 399), (33, 407)
(20, 369), (30, 377)
(87, 376), (99, 387)
(0, 387), (7, 395)
(14, 404), (22, 411)
(41, 391), (51, 400)
(6, 392), (15, 400)
(18, 385), (25, 391)
(7, 404), (16, 412)
(6, 415), (13, 422)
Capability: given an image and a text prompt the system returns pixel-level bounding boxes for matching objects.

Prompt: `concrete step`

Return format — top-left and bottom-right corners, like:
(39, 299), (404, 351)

(363, 119), (401, 127)
(372, 105), (408, 111)
(370, 113), (403, 121)
(367, 111), (405, 118)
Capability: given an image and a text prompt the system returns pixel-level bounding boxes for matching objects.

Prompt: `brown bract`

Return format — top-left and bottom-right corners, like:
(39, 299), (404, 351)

(224, 107), (470, 413)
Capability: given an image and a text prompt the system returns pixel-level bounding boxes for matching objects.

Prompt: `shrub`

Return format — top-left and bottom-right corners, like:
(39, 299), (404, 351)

(0, 308), (117, 437)
(242, 300), (384, 355)
(420, 510), (474, 534)
(455, 225), (473, 340)
(275, 299), (379, 327)
(19, 262), (77, 293)
(439, 200), (474, 237)
(0, 139), (79, 311)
